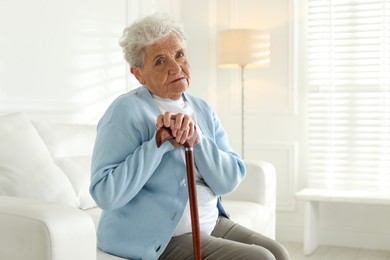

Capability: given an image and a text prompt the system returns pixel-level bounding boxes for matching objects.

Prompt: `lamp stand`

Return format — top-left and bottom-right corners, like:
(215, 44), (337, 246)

(240, 65), (246, 159)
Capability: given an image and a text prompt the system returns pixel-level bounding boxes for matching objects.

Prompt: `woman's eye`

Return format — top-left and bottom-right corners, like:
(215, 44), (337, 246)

(176, 51), (184, 59)
(155, 59), (164, 65)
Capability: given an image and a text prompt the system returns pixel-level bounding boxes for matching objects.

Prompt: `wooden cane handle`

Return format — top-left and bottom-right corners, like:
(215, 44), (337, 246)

(156, 126), (198, 148)
(156, 127), (176, 148)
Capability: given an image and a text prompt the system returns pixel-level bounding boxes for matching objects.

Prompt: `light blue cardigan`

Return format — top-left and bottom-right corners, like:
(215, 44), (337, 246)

(90, 86), (245, 260)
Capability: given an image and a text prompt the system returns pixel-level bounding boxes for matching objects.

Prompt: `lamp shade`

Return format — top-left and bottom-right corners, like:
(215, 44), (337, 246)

(217, 29), (270, 68)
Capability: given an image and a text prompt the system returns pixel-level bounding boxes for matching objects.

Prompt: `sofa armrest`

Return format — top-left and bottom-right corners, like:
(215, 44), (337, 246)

(0, 196), (96, 260)
(224, 160), (276, 212)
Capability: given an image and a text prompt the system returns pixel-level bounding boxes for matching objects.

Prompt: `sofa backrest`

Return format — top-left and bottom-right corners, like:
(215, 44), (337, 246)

(32, 121), (96, 159)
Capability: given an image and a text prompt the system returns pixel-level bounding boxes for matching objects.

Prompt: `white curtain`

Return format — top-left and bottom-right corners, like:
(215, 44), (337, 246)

(306, 0), (390, 191)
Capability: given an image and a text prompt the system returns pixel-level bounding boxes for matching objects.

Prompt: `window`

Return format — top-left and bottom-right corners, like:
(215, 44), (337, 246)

(306, 0), (390, 191)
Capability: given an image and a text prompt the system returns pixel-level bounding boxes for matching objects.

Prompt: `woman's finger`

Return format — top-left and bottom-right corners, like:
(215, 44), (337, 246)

(163, 112), (173, 128)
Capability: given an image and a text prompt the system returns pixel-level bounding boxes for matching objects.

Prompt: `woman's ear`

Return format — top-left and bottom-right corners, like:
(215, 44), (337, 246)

(130, 66), (146, 85)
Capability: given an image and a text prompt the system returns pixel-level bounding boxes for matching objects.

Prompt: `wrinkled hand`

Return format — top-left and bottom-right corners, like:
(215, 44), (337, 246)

(156, 112), (199, 148)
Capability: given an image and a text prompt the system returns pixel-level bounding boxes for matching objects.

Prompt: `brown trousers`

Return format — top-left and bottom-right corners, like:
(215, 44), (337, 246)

(159, 217), (290, 260)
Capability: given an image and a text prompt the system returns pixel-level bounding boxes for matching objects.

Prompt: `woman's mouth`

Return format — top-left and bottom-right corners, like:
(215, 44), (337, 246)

(171, 77), (186, 83)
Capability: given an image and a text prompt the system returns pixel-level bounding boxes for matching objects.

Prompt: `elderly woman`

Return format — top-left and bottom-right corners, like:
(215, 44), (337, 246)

(90, 13), (290, 260)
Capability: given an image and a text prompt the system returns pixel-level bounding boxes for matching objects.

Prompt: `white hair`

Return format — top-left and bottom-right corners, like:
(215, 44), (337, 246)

(119, 13), (187, 68)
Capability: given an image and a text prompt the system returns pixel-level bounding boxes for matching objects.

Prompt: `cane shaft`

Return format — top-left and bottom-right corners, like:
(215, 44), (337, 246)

(156, 127), (202, 259)
(184, 148), (202, 260)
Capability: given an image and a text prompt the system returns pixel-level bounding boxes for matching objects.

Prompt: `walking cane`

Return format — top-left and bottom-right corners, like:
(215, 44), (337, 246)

(156, 126), (202, 260)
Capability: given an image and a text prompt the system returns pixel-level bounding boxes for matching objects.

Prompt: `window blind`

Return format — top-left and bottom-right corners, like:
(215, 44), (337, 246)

(306, 0), (390, 191)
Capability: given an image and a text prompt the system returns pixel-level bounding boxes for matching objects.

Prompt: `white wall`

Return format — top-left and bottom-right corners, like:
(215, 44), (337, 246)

(1, 0), (389, 252)
(0, 0), (130, 123)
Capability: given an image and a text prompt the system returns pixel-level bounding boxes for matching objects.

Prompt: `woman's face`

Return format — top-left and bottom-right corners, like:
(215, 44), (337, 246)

(131, 34), (191, 100)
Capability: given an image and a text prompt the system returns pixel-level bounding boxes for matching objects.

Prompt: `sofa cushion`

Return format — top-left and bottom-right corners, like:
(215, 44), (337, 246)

(55, 156), (96, 209)
(222, 200), (274, 238)
(0, 113), (79, 208)
(85, 206), (102, 230)
(32, 121), (97, 210)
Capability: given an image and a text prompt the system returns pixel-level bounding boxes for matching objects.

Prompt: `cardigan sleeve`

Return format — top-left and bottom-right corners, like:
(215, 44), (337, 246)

(192, 100), (246, 196)
(90, 122), (174, 210)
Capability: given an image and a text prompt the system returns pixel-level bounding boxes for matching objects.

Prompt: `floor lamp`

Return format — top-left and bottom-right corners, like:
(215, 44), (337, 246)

(217, 29), (270, 159)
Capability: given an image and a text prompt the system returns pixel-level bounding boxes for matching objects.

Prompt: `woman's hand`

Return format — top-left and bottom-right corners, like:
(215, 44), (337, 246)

(156, 112), (195, 144)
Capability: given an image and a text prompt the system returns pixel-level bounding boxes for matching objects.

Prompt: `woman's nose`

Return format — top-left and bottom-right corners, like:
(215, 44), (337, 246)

(168, 59), (181, 74)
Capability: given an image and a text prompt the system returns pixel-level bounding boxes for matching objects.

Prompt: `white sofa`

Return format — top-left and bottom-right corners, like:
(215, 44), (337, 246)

(0, 112), (276, 260)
